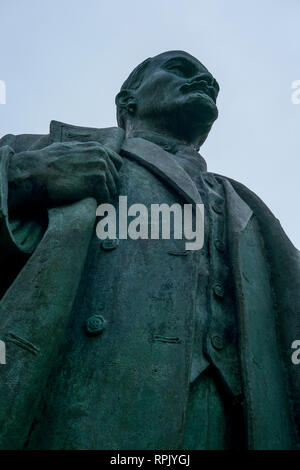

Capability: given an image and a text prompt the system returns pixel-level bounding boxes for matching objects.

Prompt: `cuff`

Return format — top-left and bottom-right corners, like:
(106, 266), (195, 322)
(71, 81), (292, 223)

(0, 145), (47, 254)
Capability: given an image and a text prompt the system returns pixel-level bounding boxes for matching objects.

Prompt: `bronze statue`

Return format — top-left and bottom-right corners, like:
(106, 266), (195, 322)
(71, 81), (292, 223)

(0, 51), (299, 449)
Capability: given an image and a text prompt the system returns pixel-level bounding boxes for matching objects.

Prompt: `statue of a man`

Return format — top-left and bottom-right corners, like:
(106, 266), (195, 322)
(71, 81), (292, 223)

(0, 51), (299, 450)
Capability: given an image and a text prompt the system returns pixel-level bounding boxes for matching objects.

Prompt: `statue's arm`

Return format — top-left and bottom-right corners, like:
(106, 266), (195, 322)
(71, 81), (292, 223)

(0, 133), (49, 278)
(0, 130), (123, 448)
(0, 133), (123, 260)
(0, 142), (23, 256)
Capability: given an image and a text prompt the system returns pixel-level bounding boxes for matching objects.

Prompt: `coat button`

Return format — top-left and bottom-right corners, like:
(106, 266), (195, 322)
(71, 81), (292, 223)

(101, 238), (119, 251)
(212, 282), (225, 298)
(214, 239), (225, 252)
(211, 334), (224, 350)
(85, 315), (107, 336)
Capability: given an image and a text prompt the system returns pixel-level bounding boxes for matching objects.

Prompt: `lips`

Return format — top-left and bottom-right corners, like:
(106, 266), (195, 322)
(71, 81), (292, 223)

(180, 80), (217, 102)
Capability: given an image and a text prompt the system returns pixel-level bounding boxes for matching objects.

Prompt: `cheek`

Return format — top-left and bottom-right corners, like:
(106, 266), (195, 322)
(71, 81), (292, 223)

(139, 74), (179, 104)
(137, 88), (167, 114)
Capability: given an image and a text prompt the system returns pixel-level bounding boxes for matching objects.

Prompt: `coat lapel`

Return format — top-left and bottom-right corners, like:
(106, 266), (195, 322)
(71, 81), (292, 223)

(223, 179), (294, 449)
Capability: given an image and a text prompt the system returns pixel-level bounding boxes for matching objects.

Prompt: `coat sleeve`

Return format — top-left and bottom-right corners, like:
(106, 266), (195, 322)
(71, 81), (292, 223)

(0, 135), (98, 450)
(0, 142), (23, 256)
(0, 135), (48, 257)
(0, 135), (48, 297)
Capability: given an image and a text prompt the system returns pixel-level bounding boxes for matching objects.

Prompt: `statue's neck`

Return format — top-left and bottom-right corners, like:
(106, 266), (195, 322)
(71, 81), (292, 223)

(124, 118), (203, 151)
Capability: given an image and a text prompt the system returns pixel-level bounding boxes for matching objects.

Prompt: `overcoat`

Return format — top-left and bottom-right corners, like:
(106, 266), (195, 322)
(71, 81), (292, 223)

(0, 121), (299, 449)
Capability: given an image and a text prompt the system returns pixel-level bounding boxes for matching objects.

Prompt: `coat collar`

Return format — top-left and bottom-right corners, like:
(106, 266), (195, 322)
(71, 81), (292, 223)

(49, 120), (124, 153)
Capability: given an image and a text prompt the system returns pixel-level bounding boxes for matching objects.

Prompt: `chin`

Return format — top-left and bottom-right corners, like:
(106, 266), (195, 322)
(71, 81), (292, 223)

(180, 95), (218, 126)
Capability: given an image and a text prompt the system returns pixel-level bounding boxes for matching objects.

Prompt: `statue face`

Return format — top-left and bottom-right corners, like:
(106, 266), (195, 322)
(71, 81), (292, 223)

(133, 51), (219, 134)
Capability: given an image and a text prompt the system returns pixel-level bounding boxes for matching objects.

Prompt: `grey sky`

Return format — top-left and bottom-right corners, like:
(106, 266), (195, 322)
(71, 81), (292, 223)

(1, 0), (299, 247)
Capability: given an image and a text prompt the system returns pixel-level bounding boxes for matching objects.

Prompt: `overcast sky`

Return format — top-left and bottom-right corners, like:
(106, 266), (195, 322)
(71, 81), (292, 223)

(1, 0), (299, 248)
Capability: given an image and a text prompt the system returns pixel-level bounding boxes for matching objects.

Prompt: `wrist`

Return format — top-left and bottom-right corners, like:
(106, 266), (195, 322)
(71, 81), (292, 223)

(7, 150), (48, 213)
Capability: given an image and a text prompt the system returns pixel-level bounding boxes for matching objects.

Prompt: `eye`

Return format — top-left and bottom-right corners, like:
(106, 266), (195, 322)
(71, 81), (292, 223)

(166, 64), (185, 74)
(164, 61), (195, 78)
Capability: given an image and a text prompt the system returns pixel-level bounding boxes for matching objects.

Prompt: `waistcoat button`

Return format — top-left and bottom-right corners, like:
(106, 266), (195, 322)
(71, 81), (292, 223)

(213, 282), (225, 298)
(212, 202), (224, 215)
(203, 175), (215, 188)
(211, 334), (224, 350)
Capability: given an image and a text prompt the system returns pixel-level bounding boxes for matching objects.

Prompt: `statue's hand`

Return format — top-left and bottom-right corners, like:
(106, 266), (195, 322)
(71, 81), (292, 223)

(8, 141), (123, 213)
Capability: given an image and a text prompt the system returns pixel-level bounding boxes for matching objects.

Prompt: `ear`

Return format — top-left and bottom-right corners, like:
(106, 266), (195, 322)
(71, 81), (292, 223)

(115, 89), (137, 113)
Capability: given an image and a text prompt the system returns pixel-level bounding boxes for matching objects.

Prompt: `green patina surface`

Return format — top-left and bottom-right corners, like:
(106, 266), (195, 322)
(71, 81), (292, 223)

(0, 51), (299, 449)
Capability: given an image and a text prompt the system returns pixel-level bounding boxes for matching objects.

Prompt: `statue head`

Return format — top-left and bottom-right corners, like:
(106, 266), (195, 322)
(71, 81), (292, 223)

(115, 50), (219, 149)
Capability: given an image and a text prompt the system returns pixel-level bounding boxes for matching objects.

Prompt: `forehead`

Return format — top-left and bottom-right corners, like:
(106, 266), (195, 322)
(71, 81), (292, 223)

(149, 51), (209, 74)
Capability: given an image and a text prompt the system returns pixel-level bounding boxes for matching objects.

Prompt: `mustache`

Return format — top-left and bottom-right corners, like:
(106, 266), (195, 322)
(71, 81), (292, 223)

(180, 78), (219, 103)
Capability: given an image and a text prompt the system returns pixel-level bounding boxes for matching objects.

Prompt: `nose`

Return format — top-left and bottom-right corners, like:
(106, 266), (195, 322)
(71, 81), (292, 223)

(192, 73), (215, 86)
(192, 73), (220, 96)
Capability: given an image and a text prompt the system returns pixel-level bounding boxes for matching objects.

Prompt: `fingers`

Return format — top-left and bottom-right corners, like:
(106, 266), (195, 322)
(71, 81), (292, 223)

(83, 142), (123, 171)
(94, 171), (111, 203)
(47, 141), (123, 205)
(84, 144), (119, 203)
(106, 148), (123, 172)
(100, 160), (117, 199)
(105, 159), (118, 197)
(94, 144), (122, 200)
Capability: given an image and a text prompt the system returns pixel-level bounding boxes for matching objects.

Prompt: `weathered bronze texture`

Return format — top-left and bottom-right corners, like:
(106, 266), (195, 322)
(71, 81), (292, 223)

(0, 51), (299, 450)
